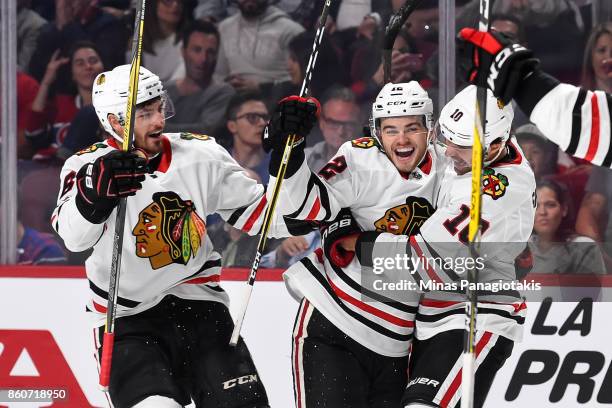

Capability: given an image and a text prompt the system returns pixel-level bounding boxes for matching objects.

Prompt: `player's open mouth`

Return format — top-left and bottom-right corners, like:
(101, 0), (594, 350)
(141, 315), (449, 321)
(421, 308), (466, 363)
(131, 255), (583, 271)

(148, 131), (162, 139)
(394, 147), (415, 159)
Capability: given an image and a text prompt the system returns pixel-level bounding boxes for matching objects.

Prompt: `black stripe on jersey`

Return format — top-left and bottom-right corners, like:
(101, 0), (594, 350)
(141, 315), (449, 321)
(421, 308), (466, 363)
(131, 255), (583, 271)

(301, 258), (413, 341)
(418, 236), (461, 281)
(226, 186), (268, 226)
(327, 259), (417, 314)
(206, 285), (226, 293)
(286, 172), (332, 222)
(602, 93), (612, 168)
(89, 280), (141, 308)
(416, 306), (525, 325)
(183, 258), (222, 281)
(567, 88), (588, 155)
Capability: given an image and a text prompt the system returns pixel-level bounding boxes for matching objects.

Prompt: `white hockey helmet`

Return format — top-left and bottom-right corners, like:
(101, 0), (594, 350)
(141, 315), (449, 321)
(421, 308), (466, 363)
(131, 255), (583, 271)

(436, 85), (514, 149)
(370, 81), (434, 147)
(92, 64), (167, 142)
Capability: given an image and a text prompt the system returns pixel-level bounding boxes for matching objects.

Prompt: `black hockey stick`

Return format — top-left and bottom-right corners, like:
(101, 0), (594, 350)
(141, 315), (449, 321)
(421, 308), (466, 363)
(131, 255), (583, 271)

(99, 0), (146, 391)
(229, 0), (334, 346)
(383, 0), (423, 83)
(462, 0), (493, 406)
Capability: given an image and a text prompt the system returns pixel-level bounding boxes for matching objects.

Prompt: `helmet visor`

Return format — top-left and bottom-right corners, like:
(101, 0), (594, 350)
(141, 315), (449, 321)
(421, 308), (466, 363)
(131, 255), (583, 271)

(134, 91), (175, 122)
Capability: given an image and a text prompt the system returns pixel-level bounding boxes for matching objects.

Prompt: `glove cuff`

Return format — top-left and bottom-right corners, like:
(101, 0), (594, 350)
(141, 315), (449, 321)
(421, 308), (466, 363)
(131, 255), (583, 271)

(75, 188), (117, 224)
(269, 143), (305, 179)
(328, 232), (360, 268)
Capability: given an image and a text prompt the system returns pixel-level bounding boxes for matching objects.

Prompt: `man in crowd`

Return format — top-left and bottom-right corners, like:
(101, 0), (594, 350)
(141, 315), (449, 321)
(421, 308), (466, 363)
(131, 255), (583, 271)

(165, 20), (234, 134)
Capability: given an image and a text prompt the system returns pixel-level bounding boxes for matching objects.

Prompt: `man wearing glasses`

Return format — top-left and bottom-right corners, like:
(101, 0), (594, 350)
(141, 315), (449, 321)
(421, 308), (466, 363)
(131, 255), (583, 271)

(305, 86), (362, 172)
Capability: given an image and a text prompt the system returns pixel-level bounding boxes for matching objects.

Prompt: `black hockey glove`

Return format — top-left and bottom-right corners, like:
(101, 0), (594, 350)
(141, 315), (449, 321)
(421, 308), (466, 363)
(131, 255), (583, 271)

(320, 208), (362, 268)
(76, 150), (147, 223)
(264, 95), (320, 177)
(458, 28), (540, 104)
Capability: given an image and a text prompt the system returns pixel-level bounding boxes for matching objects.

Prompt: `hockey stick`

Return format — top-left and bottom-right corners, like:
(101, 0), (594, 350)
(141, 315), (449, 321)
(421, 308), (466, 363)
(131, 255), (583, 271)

(383, 0), (422, 83)
(229, 0), (333, 346)
(462, 0), (492, 407)
(99, 0), (146, 391)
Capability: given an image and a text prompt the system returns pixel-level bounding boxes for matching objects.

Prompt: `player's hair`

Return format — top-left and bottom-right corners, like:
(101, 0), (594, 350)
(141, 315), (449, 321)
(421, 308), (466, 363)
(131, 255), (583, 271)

(181, 19), (219, 47)
(581, 22), (612, 91)
(225, 91), (267, 121)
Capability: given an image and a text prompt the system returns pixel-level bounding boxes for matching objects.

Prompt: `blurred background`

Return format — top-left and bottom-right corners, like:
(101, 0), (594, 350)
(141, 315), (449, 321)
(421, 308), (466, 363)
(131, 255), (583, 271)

(1, 0), (611, 276)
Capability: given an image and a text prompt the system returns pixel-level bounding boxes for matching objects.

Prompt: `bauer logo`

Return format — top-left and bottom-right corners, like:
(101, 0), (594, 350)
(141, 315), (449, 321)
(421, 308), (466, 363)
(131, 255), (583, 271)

(407, 377), (440, 388)
(222, 374), (259, 389)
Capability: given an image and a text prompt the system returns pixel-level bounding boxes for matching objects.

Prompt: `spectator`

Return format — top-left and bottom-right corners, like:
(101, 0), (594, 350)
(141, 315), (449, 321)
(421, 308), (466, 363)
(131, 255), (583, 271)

(194, 0), (228, 22)
(165, 20), (234, 134)
(530, 180), (605, 274)
(581, 22), (612, 93)
(18, 219), (67, 265)
(305, 86), (362, 172)
(224, 92), (271, 183)
(215, 0), (304, 92)
(17, 0), (47, 73)
(28, 0), (128, 84)
(57, 105), (104, 160)
(142, 0), (194, 83)
(515, 124), (558, 181)
(27, 41), (104, 160)
(17, 71), (41, 159)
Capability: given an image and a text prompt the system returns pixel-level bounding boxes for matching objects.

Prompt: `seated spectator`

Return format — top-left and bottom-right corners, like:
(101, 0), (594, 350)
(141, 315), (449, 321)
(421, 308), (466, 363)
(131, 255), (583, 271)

(515, 124), (558, 181)
(26, 41), (104, 160)
(581, 22), (612, 94)
(28, 0), (128, 84)
(18, 218), (67, 265)
(215, 0), (304, 92)
(17, 71), (40, 159)
(142, 0), (194, 83)
(224, 92), (270, 183)
(165, 20), (234, 134)
(305, 86), (362, 172)
(530, 180), (605, 275)
(56, 105), (104, 160)
(17, 0), (47, 73)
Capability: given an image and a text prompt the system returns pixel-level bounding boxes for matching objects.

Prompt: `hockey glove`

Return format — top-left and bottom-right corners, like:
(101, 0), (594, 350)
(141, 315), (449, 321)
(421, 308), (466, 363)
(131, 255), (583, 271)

(264, 95), (320, 177)
(76, 150), (147, 223)
(458, 28), (540, 104)
(320, 208), (362, 268)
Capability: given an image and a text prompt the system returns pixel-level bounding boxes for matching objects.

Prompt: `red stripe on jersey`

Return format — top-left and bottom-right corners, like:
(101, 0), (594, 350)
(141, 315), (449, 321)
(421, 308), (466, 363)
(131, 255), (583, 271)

(93, 300), (107, 313)
(585, 93), (601, 162)
(314, 248), (324, 264)
(326, 275), (414, 328)
(420, 298), (527, 314)
(293, 300), (310, 408)
(305, 197), (321, 220)
(182, 275), (221, 284)
(409, 236), (442, 283)
(439, 331), (494, 408)
(242, 195), (268, 233)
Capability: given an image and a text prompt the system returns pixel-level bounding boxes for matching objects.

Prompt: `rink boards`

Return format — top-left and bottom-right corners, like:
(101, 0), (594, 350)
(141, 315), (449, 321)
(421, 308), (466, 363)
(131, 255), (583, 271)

(0, 267), (611, 407)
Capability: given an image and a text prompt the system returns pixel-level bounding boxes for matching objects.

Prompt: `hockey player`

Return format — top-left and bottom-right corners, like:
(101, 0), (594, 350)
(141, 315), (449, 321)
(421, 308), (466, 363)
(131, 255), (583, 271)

(50, 65), (302, 407)
(335, 85), (536, 408)
(264, 82), (446, 407)
(458, 27), (612, 168)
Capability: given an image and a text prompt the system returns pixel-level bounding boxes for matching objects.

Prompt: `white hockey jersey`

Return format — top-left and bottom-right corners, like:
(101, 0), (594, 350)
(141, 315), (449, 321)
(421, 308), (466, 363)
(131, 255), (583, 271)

(365, 139), (535, 342)
(52, 133), (288, 326)
(274, 137), (445, 357)
(517, 72), (612, 168)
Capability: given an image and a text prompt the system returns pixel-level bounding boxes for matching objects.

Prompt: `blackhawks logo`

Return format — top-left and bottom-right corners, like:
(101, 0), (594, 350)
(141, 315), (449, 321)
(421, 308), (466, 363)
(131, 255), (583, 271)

(76, 142), (108, 155)
(482, 168), (509, 200)
(374, 196), (434, 235)
(180, 132), (210, 141)
(132, 192), (206, 269)
(351, 137), (376, 149)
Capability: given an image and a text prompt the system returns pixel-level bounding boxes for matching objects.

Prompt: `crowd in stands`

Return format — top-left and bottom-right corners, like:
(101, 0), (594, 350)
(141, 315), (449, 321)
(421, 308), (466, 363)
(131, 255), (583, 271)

(7, 0), (612, 274)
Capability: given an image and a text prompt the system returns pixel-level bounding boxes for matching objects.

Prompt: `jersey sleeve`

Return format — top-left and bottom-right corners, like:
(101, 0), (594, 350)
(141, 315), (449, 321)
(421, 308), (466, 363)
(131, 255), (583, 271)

(515, 70), (612, 168)
(268, 142), (359, 230)
(50, 154), (107, 252)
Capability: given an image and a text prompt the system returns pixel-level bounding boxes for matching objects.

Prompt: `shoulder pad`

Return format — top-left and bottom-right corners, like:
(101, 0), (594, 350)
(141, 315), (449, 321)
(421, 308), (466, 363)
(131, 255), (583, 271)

(482, 168), (510, 200)
(351, 137), (377, 149)
(75, 142), (110, 156)
(179, 132), (212, 141)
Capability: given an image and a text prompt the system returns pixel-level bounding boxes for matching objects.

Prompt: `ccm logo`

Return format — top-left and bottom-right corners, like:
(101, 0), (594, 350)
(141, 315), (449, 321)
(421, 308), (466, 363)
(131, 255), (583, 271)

(222, 374), (259, 389)
(407, 377), (440, 388)
(387, 101), (407, 105)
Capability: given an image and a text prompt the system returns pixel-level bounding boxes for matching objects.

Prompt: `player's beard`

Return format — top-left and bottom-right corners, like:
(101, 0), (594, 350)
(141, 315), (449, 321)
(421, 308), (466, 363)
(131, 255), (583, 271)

(238, 0), (268, 18)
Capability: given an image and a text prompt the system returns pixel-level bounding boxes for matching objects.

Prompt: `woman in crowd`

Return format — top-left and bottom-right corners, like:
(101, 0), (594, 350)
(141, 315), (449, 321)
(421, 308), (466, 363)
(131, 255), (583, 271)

(530, 180), (606, 274)
(142, 0), (194, 83)
(26, 41), (104, 160)
(581, 22), (612, 93)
